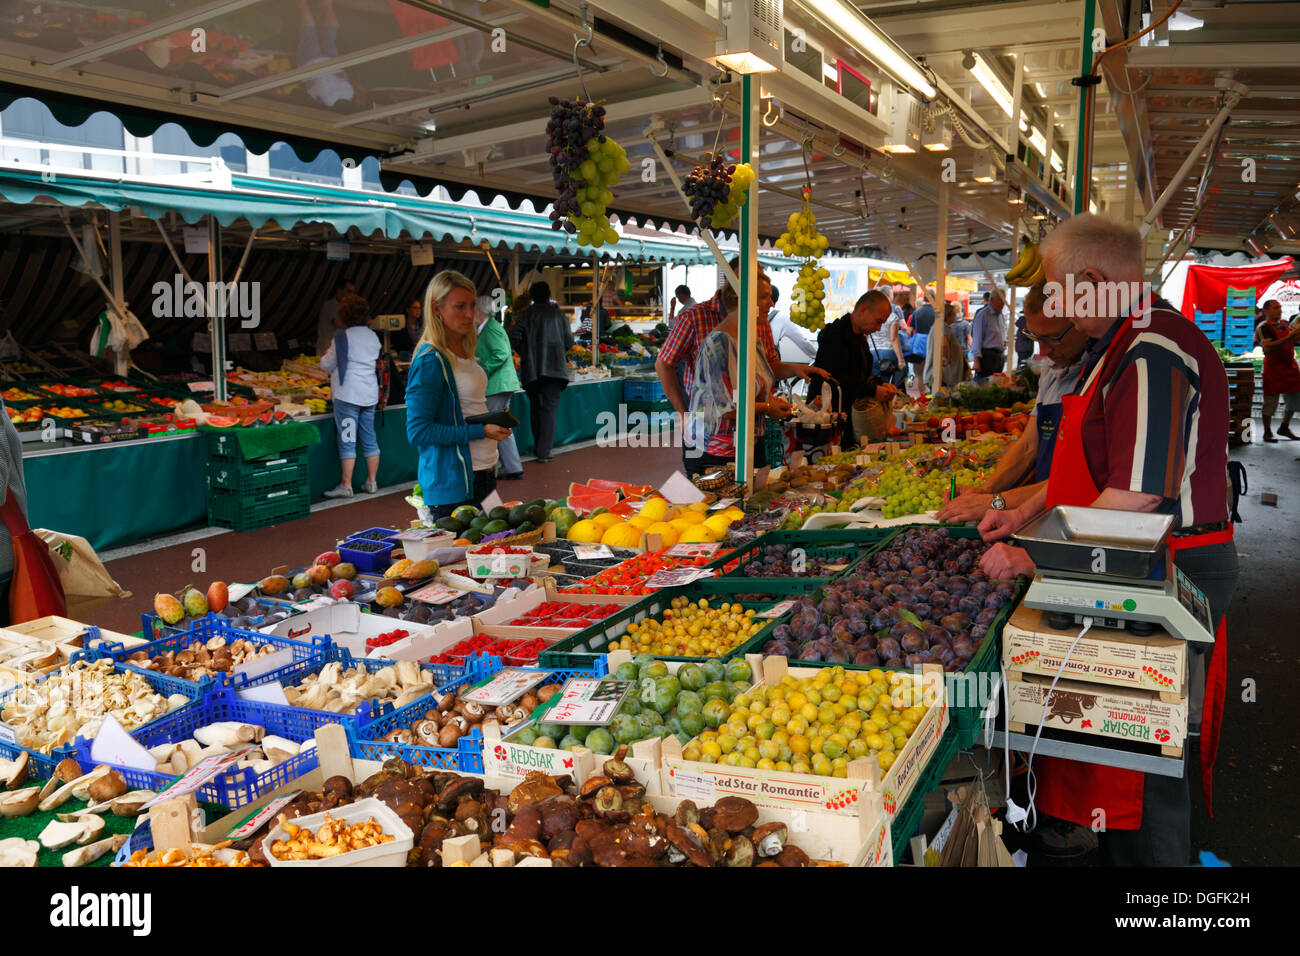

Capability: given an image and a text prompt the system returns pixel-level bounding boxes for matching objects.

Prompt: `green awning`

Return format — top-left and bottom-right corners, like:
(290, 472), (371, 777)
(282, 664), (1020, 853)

(0, 167), (794, 266)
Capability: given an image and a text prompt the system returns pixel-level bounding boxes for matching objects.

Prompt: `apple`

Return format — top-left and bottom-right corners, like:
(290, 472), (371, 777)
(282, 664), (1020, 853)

(315, 551), (342, 568)
(329, 579), (356, 600)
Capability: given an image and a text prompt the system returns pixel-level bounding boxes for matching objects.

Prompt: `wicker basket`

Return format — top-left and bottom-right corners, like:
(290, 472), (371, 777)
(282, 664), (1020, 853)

(495, 526), (546, 547)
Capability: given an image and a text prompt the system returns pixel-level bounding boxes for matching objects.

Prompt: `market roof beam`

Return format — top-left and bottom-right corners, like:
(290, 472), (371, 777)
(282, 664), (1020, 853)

(1126, 43), (1300, 70)
(218, 14), (529, 102)
(44, 0), (271, 71)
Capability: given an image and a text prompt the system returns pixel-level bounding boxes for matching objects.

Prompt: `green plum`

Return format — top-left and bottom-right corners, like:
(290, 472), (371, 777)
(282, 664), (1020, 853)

(700, 659), (726, 683)
(702, 698), (730, 728)
(652, 689), (676, 714)
(559, 734), (583, 750)
(725, 658), (753, 683)
(679, 711), (706, 736)
(677, 663), (706, 691)
(727, 680), (752, 700)
(569, 724), (592, 743)
(617, 696), (642, 717)
(675, 691), (703, 715)
(513, 726), (539, 746)
(655, 675), (681, 700)
(614, 661), (639, 682)
(641, 661), (670, 680)
(703, 681), (730, 704)
(586, 728), (614, 754)
(533, 735), (556, 749)
(538, 721), (565, 739)
(611, 714), (642, 745)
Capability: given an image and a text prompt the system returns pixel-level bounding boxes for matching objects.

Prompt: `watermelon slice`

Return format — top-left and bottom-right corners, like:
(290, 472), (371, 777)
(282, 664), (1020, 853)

(586, 478), (654, 499)
(567, 489), (620, 514)
(608, 499), (637, 517)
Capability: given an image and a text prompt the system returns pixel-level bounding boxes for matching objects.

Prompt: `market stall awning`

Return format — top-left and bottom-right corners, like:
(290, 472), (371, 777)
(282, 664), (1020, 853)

(0, 166), (772, 266)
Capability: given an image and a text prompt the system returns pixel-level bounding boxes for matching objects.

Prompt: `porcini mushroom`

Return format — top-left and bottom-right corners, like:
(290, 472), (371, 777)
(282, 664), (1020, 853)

(752, 822), (788, 858)
(711, 796), (759, 833)
(0, 786), (40, 818)
(87, 769), (128, 803)
(0, 752), (29, 789)
(666, 825), (713, 867)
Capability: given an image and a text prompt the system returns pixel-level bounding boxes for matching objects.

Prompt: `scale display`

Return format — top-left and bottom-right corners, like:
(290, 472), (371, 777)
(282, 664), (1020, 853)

(1024, 567), (1215, 645)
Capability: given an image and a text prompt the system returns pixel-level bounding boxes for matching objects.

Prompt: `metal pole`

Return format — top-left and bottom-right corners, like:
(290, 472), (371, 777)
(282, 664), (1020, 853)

(108, 211), (126, 375)
(1073, 0), (1096, 214)
(932, 182), (948, 397)
(208, 215), (227, 402)
(592, 253), (600, 367)
(735, 73), (759, 488)
(1140, 89), (1242, 238)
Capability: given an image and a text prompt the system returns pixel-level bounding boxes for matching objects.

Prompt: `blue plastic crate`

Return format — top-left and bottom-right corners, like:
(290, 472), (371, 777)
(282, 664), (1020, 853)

(337, 538), (394, 574)
(348, 654), (607, 771)
(0, 658), (205, 779)
(1225, 317), (1258, 331)
(1194, 310), (1223, 322)
(242, 646), (402, 722)
(109, 616), (329, 689)
(73, 687), (345, 810)
(141, 609), (279, 642)
(623, 377), (667, 403)
(114, 823), (152, 866)
(345, 527), (400, 544)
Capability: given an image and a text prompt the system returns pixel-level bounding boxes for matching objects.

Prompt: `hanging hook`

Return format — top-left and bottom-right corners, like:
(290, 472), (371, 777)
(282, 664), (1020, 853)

(832, 140), (846, 157)
(650, 42), (669, 78)
(761, 97), (781, 128)
(573, 3), (593, 47)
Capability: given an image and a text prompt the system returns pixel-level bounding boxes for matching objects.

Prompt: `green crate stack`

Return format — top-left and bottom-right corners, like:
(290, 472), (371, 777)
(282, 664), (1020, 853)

(891, 723), (959, 863)
(625, 398), (673, 414)
(537, 577), (823, 670)
(204, 435), (310, 532)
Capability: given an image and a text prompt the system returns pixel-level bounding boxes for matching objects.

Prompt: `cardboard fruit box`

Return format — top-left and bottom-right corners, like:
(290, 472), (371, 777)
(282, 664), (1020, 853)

(1002, 605), (1187, 698)
(661, 657), (949, 823)
(1006, 671), (1188, 755)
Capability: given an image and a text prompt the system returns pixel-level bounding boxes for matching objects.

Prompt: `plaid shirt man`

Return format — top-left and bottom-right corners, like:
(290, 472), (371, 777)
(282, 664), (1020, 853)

(658, 291), (781, 397)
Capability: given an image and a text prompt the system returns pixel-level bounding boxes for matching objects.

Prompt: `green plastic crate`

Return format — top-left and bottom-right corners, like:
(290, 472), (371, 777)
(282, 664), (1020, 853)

(206, 447), (309, 493)
(713, 527), (898, 581)
(536, 577), (821, 670)
(207, 486), (309, 532)
(892, 723), (959, 863)
(626, 398), (672, 414)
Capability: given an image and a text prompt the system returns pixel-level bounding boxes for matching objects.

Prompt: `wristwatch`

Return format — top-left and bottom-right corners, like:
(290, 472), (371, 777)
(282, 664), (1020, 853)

(990, 494), (1007, 511)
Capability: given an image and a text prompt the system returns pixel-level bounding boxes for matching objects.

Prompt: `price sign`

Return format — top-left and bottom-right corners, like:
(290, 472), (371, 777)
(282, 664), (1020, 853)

(757, 599), (796, 619)
(227, 791), (302, 842)
(572, 544), (614, 561)
(407, 582), (461, 605)
(187, 380), (215, 393)
(644, 567), (714, 590)
(708, 498), (738, 511)
(0, 721), (17, 745)
(544, 678), (633, 725)
(666, 542), (721, 558)
(142, 747), (254, 809)
(89, 714), (155, 771)
(462, 668), (551, 707)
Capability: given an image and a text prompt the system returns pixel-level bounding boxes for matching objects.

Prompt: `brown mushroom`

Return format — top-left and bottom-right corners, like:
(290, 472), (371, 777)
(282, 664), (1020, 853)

(712, 796), (759, 833)
(705, 827), (729, 863)
(624, 814), (668, 859)
(535, 683), (562, 703)
(87, 770), (127, 803)
(413, 720), (440, 745)
(423, 709), (441, 723)
(506, 771), (563, 815)
(574, 819), (609, 843)
(415, 819), (451, 867)
(444, 714), (469, 734)
(578, 775), (613, 799)
(437, 725), (462, 748)
(587, 828), (633, 867)
(592, 785), (623, 818)
(616, 783), (646, 804)
(504, 839), (549, 859)
(500, 804), (542, 843)
(519, 692), (539, 712)
(603, 745), (635, 784)
(752, 821), (788, 858)
(538, 795), (581, 839)
(461, 701), (486, 723)
(436, 692), (457, 713)
(776, 845), (811, 867)
(53, 759), (82, 784)
(435, 776), (484, 814)
(672, 800), (699, 829)
(724, 833), (755, 867)
(665, 825), (713, 867)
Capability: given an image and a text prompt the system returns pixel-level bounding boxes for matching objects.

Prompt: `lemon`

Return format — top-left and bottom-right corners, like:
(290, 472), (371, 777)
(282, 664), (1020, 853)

(567, 519), (602, 542)
(627, 515), (655, 531)
(591, 512), (623, 530)
(643, 521), (679, 546)
(677, 524), (719, 544)
(638, 497), (669, 521)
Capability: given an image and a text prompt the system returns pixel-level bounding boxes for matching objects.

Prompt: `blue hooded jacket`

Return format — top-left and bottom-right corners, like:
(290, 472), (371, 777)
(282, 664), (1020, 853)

(404, 343), (487, 507)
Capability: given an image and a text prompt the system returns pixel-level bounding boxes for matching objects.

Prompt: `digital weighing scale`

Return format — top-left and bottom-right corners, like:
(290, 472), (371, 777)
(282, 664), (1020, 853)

(978, 506), (1216, 777)
(1013, 506), (1215, 646)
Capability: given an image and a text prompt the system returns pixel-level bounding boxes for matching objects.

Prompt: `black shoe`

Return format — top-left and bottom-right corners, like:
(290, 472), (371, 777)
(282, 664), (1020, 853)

(1264, 433), (1279, 443)
(1279, 426), (1299, 440)
(499, 471), (525, 480)
(536, 456), (553, 463)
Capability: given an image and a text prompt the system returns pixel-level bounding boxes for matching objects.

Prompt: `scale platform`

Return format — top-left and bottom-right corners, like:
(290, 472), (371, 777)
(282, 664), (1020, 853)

(1014, 506), (1216, 645)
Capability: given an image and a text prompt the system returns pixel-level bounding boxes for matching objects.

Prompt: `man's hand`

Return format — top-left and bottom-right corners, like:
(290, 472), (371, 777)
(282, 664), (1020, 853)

(980, 543), (1036, 580)
(874, 383), (899, 402)
(978, 506), (1027, 542)
(484, 425), (513, 441)
(937, 491), (993, 523)
(765, 396), (793, 420)
(972, 355), (981, 374)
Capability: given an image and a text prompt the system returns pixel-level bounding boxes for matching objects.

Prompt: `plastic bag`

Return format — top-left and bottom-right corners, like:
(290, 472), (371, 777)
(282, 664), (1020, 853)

(851, 397), (890, 443)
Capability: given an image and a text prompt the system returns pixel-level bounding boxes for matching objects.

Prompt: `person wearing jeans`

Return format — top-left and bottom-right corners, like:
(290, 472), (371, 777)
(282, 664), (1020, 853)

(509, 281), (573, 462)
(971, 290), (1007, 380)
(320, 293), (381, 497)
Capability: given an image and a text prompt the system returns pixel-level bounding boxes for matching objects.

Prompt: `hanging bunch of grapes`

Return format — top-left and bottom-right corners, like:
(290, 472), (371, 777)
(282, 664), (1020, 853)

(683, 153), (755, 230)
(546, 96), (631, 248)
(777, 189), (831, 331)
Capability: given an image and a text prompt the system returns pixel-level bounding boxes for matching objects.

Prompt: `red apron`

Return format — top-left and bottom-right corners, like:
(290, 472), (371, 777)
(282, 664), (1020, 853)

(1037, 316), (1230, 828)
(1260, 317), (1300, 395)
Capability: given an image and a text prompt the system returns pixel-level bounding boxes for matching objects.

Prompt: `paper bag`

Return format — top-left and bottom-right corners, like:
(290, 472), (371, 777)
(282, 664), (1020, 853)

(34, 530), (132, 619)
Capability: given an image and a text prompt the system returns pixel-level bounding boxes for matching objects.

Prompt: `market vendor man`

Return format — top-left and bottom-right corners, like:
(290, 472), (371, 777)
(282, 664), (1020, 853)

(815, 290), (900, 446)
(936, 283), (1086, 522)
(978, 214), (1238, 866)
(656, 260), (821, 475)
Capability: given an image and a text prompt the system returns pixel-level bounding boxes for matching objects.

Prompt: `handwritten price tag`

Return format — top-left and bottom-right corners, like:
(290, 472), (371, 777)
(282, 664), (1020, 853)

(666, 542), (722, 558)
(407, 583), (461, 604)
(227, 791), (302, 842)
(572, 544), (614, 561)
(644, 568), (714, 590)
(757, 599), (796, 619)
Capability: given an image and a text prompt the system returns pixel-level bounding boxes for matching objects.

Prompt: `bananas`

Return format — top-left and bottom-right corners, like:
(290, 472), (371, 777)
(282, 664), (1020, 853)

(1005, 241), (1043, 287)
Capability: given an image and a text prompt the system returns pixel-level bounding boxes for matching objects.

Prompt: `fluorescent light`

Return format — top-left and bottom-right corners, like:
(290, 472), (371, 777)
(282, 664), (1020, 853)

(970, 52), (1013, 117)
(795, 0), (936, 98)
(715, 51), (779, 73)
(822, 61), (839, 82)
(1034, 82), (1047, 97)
(1027, 127), (1065, 172)
(973, 150), (997, 183)
(1169, 11), (1203, 31)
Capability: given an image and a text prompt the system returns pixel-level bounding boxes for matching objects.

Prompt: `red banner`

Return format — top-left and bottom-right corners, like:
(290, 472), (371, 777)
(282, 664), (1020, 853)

(1180, 257), (1294, 317)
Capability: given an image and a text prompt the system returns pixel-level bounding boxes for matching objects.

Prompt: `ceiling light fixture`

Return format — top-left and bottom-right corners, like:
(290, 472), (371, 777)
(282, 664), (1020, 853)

(795, 0), (935, 98)
(969, 52), (1013, 116)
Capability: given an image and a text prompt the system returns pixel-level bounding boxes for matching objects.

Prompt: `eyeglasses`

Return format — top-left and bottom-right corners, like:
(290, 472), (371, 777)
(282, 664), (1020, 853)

(1022, 325), (1073, 345)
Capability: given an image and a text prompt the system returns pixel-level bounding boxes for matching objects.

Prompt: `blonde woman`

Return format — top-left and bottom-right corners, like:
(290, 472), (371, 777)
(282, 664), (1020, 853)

(406, 270), (513, 519)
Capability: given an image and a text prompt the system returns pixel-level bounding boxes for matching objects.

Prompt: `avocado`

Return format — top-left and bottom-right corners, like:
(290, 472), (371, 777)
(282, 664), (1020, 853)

(463, 528), (484, 543)
(451, 504), (480, 523)
(436, 516), (467, 533)
(482, 519), (510, 535)
(525, 504), (546, 525)
(508, 504), (531, 526)
(526, 498), (546, 511)
(488, 506), (511, 523)
(469, 515), (489, 531)
(515, 521), (537, 535)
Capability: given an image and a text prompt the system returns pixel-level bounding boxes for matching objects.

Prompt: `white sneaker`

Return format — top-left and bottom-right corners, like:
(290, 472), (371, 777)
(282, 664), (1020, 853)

(363, 480), (378, 494)
(323, 485), (354, 498)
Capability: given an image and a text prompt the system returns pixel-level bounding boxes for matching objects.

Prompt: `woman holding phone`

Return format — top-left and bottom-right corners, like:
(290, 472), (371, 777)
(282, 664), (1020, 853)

(406, 270), (513, 519)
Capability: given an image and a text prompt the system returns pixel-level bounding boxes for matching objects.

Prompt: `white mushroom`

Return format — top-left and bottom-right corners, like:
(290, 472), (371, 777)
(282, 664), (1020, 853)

(0, 838), (39, 866)
(0, 786), (40, 818)
(63, 833), (128, 867)
(39, 818), (93, 851)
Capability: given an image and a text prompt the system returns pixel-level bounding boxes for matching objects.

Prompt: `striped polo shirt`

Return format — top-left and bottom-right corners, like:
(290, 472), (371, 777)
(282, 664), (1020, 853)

(1076, 297), (1229, 529)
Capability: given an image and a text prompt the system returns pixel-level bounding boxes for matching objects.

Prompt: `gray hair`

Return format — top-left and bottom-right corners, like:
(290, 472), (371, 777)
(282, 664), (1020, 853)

(1039, 213), (1144, 283)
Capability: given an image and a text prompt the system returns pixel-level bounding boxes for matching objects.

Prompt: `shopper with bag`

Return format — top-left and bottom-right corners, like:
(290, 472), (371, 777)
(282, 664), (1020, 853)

(0, 397), (65, 624)
(509, 281), (573, 463)
(321, 293), (382, 498)
(476, 300), (524, 479)
(407, 271), (513, 519)
(814, 290), (899, 447)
